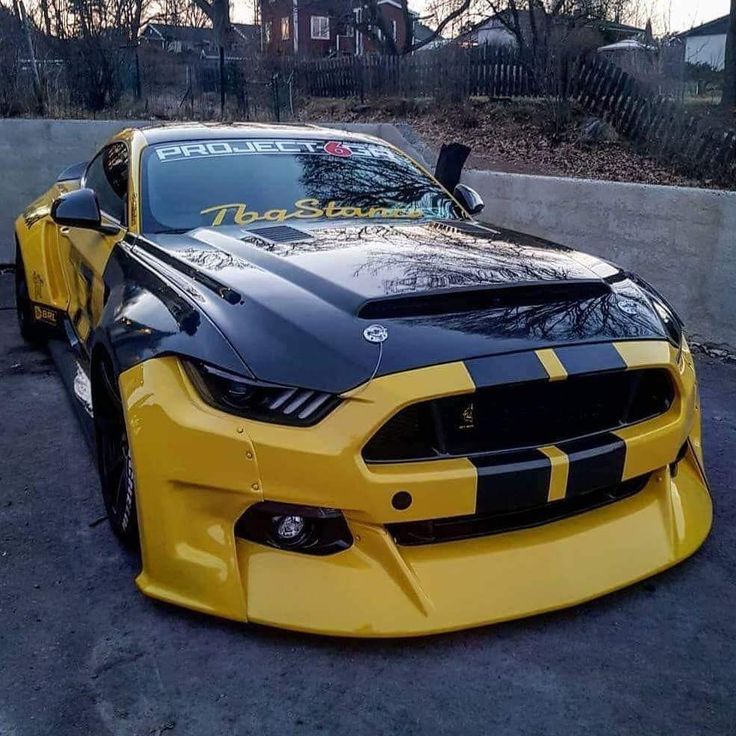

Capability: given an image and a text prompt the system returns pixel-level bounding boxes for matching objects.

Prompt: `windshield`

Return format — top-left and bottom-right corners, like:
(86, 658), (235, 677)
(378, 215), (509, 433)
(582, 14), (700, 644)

(141, 138), (465, 233)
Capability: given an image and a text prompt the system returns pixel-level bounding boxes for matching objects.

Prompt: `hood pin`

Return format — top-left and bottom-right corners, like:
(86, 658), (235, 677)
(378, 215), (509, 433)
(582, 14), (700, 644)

(363, 324), (389, 344)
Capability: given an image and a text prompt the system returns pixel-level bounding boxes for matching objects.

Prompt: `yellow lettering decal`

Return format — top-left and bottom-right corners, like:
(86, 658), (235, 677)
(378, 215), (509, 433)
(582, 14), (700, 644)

(200, 203), (247, 227)
(294, 199), (325, 218)
(200, 202), (428, 227)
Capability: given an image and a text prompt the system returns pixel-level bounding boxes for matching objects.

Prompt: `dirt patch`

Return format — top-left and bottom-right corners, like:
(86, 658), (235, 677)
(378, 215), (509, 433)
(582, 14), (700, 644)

(299, 97), (731, 190)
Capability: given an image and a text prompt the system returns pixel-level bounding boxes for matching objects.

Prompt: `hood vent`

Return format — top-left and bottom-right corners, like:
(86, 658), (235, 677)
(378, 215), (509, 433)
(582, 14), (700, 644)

(247, 226), (313, 244)
(358, 280), (611, 320)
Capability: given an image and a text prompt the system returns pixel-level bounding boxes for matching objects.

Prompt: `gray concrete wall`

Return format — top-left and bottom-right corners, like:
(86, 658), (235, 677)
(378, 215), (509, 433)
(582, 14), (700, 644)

(463, 170), (736, 348)
(0, 119), (149, 262)
(0, 119), (425, 265)
(1, 118), (733, 347)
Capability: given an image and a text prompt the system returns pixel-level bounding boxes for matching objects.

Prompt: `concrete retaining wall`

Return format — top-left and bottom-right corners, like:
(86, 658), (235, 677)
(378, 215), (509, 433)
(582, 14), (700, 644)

(463, 170), (736, 348)
(1, 118), (733, 347)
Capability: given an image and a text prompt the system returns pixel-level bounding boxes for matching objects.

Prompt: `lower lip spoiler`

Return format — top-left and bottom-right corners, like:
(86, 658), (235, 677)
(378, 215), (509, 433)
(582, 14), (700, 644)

(238, 457), (710, 637)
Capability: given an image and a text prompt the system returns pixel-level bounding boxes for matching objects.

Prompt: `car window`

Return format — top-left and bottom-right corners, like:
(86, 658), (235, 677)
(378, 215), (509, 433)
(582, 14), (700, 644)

(141, 138), (465, 233)
(85, 142), (129, 223)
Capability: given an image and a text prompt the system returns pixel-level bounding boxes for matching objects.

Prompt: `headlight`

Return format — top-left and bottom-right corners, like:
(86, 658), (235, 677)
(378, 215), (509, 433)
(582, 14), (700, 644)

(183, 360), (341, 426)
(631, 275), (684, 350)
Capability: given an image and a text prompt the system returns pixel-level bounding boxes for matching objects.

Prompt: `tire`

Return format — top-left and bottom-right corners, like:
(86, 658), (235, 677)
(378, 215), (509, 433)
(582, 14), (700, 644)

(94, 359), (140, 548)
(15, 246), (47, 345)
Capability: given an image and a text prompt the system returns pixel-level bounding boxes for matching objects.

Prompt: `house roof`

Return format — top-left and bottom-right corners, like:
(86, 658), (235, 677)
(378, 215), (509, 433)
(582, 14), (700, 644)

(598, 38), (656, 53)
(143, 23), (212, 44)
(141, 22), (259, 45)
(472, 9), (644, 35)
(679, 15), (729, 38)
(597, 19), (645, 35)
(232, 23), (260, 43)
(413, 21), (435, 43)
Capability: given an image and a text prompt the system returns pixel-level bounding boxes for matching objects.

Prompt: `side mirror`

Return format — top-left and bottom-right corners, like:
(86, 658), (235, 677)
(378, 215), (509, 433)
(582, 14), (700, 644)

(51, 188), (119, 234)
(454, 184), (484, 216)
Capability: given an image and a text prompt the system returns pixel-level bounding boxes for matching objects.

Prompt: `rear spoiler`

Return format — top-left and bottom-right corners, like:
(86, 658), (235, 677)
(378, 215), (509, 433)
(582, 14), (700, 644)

(57, 161), (88, 183)
(434, 143), (471, 192)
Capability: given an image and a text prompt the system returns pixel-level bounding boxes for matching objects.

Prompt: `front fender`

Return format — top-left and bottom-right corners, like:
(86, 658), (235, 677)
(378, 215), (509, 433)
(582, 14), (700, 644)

(93, 243), (251, 378)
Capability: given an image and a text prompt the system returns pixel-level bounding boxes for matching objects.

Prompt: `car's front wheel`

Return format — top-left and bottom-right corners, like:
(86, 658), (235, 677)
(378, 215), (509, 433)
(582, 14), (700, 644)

(94, 359), (139, 548)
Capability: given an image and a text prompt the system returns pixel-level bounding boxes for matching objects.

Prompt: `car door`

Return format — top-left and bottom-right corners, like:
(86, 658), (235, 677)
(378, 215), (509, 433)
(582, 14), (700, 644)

(60, 142), (129, 346)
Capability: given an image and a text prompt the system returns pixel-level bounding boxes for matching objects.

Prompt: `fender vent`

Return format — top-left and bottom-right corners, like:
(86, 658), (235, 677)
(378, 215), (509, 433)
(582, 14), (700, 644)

(358, 281), (611, 319)
(248, 226), (313, 244)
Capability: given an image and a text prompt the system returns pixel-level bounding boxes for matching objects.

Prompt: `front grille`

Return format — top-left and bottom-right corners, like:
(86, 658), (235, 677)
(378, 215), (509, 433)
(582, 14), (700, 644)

(388, 474), (651, 545)
(363, 369), (674, 463)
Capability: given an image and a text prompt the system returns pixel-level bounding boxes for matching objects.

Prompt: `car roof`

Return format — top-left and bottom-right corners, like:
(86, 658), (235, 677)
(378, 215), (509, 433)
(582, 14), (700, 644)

(137, 123), (386, 146)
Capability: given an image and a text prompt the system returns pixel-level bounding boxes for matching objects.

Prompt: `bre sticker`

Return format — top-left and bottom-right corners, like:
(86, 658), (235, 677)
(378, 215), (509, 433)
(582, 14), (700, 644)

(200, 199), (424, 227)
(33, 305), (58, 325)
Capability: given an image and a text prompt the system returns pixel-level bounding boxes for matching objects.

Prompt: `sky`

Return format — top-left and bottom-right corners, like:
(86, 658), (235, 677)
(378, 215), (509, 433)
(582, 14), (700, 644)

(658, 0), (730, 32)
(233, 0), (731, 33)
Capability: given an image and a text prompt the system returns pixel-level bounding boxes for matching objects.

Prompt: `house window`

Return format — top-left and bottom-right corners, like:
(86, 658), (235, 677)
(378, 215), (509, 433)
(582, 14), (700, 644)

(311, 15), (330, 40)
(264, 21), (272, 44)
(392, 19), (397, 40)
(281, 16), (290, 40)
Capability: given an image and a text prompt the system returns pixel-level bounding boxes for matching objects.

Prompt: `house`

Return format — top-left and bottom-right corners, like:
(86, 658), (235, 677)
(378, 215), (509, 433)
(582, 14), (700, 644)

(260, 0), (413, 56)
(413, 20), (447, 51)
(464, 10), (644, 53)
(140, 22), (260, 56)
(679, 15), (729, 70)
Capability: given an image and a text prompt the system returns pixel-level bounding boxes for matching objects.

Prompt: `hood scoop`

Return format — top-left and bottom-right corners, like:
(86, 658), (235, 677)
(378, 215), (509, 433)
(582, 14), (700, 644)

(357, 280), (611, 319)
(247, 225), (314, 244)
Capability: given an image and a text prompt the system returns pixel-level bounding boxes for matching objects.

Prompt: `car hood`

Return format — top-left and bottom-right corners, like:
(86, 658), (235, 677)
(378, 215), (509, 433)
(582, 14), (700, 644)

(135, 220), (668, 393)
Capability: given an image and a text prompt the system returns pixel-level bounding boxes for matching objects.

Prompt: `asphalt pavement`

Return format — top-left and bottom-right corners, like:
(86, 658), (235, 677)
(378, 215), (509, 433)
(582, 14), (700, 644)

(1, 272), (735, 736)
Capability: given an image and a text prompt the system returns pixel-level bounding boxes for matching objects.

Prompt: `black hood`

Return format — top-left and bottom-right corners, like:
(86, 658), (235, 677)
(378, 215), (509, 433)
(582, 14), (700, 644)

(133, 221), (668, 393)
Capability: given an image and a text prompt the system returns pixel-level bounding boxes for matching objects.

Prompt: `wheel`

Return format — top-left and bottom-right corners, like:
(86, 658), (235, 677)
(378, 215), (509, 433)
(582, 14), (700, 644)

(94, 359), (139, 548)
(15, 245), (46, 345)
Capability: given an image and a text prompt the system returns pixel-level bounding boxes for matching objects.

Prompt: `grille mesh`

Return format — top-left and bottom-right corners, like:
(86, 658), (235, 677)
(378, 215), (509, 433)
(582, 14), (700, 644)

(363, 369), (674, 463)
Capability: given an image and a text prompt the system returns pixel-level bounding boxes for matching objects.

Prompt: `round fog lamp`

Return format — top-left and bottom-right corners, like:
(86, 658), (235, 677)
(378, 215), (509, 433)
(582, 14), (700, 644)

(275, 515), (306, 541)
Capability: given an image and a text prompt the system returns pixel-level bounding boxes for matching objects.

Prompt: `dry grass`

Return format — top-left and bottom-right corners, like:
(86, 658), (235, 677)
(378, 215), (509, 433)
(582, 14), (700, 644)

(299, 97), (727, 189)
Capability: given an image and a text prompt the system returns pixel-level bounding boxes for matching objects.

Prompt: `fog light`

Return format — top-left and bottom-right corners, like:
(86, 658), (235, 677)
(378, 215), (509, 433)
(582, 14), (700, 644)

(275, 515), (306, 541)
(235, 501), (353, 556)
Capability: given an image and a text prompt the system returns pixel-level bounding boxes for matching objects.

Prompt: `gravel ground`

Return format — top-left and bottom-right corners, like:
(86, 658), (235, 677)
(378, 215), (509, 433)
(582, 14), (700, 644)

(0, 273), (735, 736)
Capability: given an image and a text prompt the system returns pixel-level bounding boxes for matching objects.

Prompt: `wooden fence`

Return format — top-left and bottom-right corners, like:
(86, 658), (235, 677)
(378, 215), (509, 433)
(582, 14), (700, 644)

(293, 46), (535, 101)
(288, 47), (736, 183)
(567, 54), (736, 181)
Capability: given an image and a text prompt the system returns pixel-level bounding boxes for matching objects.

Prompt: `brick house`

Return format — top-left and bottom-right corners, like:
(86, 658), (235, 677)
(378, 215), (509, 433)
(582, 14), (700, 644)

(261, 0), (411, 56)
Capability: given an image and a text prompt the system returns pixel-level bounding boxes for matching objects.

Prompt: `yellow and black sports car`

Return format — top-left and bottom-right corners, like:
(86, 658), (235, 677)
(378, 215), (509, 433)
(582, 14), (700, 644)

(14, 124), (711, 636)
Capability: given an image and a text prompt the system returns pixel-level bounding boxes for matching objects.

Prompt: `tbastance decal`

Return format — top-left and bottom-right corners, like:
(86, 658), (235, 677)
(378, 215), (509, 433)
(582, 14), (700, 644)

(200, 199), (424, 227)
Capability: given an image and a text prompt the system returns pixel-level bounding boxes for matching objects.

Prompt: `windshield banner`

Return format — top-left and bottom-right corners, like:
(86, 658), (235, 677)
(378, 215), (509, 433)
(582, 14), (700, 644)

(155, 139), (402, 163)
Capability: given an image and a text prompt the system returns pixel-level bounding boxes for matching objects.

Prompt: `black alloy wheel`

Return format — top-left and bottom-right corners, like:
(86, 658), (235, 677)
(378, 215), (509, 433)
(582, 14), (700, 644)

(95, 359), (140, 548)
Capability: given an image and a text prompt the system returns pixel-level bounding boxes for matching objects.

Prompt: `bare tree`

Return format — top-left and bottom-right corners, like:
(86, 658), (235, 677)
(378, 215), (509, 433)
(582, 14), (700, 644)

(154, 0), (209, 26)
(346, 0), (473, 55)
(723, 0), (736, 114)
(188, 0), (229, 115)
(189, 0), (228, 44)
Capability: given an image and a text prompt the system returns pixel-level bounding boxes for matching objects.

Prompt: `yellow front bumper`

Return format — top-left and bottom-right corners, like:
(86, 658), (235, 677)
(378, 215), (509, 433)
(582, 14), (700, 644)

(120, 341), (712, 637)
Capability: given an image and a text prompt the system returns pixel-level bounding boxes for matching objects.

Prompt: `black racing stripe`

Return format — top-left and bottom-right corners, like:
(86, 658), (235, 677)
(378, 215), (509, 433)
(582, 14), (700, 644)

(560, 433), (626, 497)
(465, 352), (548, 388)
(555, 343), (627, 376)
(473, 450), (551, 514)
